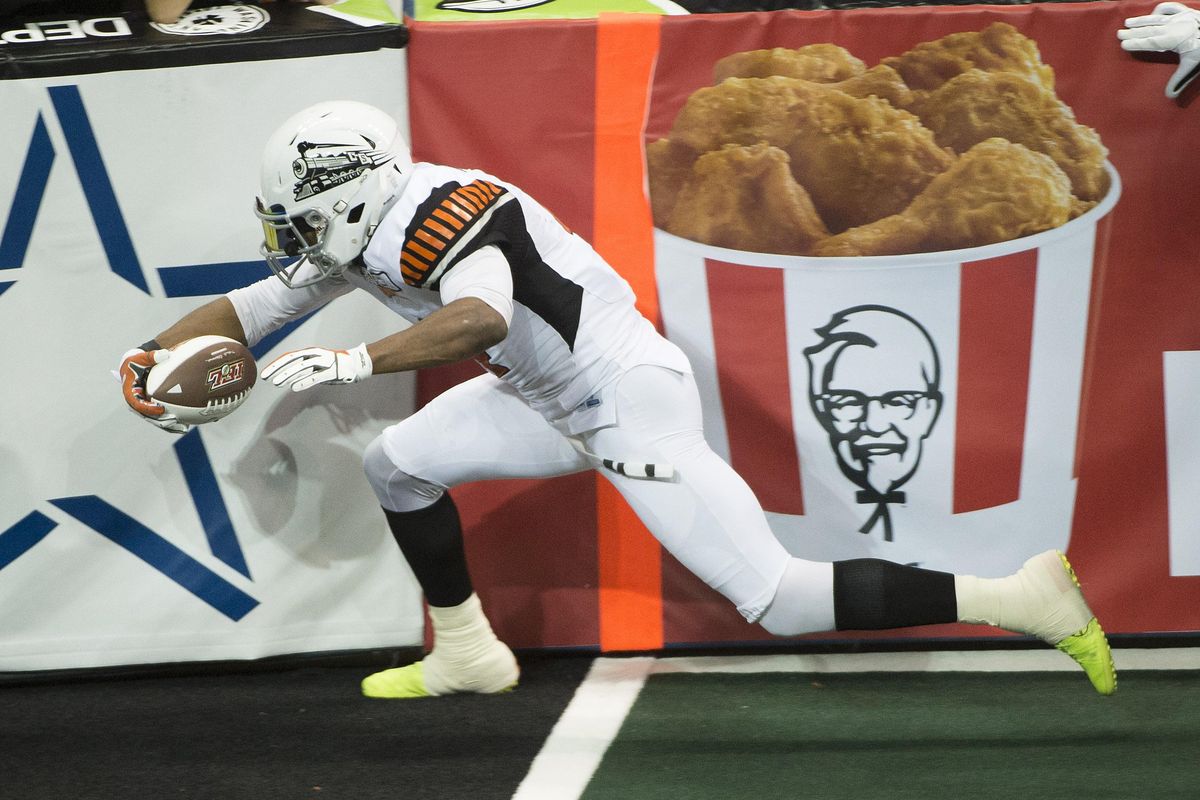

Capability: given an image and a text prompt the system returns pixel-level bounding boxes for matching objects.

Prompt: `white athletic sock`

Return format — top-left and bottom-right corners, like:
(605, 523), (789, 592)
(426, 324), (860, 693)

(759, 558), (837, 636)
(422, 593), (519, 695)
(954, 551), (1093, 644)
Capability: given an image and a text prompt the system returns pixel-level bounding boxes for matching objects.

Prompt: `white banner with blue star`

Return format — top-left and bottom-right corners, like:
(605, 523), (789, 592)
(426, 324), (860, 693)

(0, 49), (424, 671)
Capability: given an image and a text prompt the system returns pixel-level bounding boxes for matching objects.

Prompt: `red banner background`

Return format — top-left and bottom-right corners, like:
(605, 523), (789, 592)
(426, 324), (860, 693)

(407, 1), (1200, 650)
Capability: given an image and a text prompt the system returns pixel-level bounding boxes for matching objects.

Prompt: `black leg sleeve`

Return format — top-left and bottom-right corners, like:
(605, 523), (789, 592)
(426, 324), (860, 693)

(382, 493), (473, 608)
(833, 559), (958, 631)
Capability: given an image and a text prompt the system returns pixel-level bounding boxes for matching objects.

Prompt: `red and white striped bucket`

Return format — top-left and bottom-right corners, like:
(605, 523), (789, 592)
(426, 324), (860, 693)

(654, 166), (1121, 575)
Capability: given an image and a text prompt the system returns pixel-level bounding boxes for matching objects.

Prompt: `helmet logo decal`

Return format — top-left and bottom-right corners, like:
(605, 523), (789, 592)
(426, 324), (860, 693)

(291, 139), (392, 202)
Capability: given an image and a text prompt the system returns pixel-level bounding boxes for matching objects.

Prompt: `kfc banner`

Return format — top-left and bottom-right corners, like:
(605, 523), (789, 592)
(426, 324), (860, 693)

(407, 1), (1200, 648)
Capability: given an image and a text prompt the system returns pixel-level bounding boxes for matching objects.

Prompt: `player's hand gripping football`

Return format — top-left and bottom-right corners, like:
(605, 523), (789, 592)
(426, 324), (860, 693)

(1118, 1), (1200, 97)
(260, 343), (373, 392)
(116, 347), (191, 434)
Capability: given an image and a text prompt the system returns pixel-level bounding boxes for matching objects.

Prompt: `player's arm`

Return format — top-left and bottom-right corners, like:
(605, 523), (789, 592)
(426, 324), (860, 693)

(367, 297), (508, 373)
(262, 245), (513, 391)
(370, 245), (512, 372)
(152, 297), (248, 349)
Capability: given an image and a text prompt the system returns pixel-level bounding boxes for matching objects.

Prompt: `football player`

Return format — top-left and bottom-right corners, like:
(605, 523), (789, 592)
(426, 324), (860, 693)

(118, 101), (1117, 697)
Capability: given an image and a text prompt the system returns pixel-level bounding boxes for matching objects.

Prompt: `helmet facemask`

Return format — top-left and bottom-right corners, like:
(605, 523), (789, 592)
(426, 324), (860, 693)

(256, 201), (340, 288)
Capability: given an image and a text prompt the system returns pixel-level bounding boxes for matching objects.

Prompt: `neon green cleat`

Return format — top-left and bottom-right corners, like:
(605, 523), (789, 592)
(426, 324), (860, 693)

(958, 549), (1118, 695)
(361, 662), (435, 699)
(1053, 553), (1118, 696)
(361, 643), (519, 699)
(361, 595), (521, 699)
(1055, 616), (1117, 696)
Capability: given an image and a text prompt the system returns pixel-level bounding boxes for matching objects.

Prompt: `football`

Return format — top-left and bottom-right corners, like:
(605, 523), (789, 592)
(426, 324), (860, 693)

(145, 335), (257, 425)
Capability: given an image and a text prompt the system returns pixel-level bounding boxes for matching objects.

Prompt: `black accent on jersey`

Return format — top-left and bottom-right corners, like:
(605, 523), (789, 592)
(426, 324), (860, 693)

(468, 200), (583, 351)
(400, 180), (509, 288)
(428, 195), (584, 352)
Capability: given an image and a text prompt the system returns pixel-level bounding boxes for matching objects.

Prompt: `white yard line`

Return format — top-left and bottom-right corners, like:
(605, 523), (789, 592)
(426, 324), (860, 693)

(510, 656), (655, 800)
(649, 647), (1200, 675)
(512, 647), (1200, 800)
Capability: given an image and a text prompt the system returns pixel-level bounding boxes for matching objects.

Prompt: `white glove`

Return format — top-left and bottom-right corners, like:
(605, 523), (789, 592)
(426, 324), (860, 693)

(260, 343), (373, 392)
(114, 347), (191, 434)
(1118, 2), (1200, 97)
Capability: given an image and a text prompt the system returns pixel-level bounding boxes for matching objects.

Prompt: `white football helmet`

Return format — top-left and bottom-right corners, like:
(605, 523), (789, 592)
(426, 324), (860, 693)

(256, 101), (413, 288)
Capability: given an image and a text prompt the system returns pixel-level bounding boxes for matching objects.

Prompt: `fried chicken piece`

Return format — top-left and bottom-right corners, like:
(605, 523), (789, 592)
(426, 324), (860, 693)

(826, 64), (914, 109)
(713, 44), (866, 84)
(664, 143), (830, 255)
(669, 76), (953, 232)
(813, 138), (1073, 257)
(882, 22), (1055, 93)
(914, 69), (1109, 202)
(646, 137), (698, 227)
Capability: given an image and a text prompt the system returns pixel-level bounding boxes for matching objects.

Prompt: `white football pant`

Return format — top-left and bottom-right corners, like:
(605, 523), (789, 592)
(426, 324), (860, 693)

(363, 365), (835, 630)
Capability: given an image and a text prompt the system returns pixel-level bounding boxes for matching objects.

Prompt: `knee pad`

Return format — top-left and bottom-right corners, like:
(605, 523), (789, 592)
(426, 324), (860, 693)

(363, 436), (445, 513)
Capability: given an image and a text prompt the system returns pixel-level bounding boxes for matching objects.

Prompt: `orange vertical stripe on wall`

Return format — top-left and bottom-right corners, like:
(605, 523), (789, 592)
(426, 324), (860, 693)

(593, 12), (664, 653)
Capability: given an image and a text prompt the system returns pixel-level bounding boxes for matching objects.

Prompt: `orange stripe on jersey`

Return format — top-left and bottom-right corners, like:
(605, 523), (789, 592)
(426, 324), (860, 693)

(466, 185), (492, 205)
(442, 199), (473, 222)
(400, 250), (427, 272)
(425, 217), (456, 239)
(414, 228), (446, 251)
(429, 208), (460, 230)
(434, 208), (465, 230)
(400, 180), (510, 287)
(451, 189), (483, 212)
(406, 240), (438, 262)
(459, 184), (489, 206)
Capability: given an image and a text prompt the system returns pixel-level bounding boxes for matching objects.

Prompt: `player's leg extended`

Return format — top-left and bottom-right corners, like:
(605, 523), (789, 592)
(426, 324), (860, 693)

(585, 366), (825, 626)
(592, 367), (1115, 695)
(830, 552), (1115, 695)
(361, 373), (589, 699)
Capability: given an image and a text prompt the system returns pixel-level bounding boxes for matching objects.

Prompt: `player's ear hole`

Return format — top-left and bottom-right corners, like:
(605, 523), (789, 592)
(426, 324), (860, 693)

(347, 204), (366, 224)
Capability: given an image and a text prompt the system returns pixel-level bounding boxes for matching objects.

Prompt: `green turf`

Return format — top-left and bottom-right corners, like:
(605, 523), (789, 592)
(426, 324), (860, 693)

(582, 671), (1200, 800)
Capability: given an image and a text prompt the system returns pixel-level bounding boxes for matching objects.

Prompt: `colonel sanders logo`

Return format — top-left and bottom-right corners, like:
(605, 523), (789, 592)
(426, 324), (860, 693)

(291, 139), (392, 202)
(804, 305), (943, 542)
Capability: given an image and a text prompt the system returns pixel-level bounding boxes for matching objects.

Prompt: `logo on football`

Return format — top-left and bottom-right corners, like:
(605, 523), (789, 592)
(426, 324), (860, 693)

(146, 335), (257, 425)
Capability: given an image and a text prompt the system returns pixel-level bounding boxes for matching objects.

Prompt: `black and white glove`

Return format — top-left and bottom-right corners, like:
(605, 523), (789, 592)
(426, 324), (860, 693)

(1118, 2), (1200, 98)
(115, 345), (191, 434)
(260, 343), (373, 392)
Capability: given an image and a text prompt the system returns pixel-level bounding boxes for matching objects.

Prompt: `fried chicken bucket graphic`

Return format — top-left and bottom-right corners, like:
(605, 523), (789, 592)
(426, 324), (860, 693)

(649, 24), (1122, 574)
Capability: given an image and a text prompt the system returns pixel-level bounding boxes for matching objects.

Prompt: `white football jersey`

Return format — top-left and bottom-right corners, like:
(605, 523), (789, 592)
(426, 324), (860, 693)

(230, 162), (688, 421)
